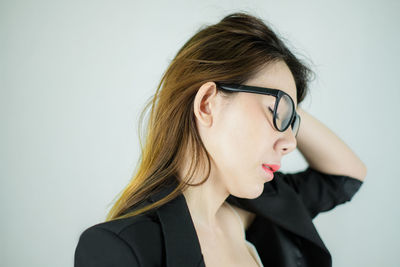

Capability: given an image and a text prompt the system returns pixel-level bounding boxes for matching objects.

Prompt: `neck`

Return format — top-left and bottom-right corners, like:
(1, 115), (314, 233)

(181, 174), (230, 231)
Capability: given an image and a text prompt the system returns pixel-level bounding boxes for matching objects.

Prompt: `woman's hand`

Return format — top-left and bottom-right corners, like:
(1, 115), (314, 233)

(295, 107), (367, 182)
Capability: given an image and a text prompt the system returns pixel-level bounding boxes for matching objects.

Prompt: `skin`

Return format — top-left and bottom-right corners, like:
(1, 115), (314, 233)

(177, 60), (298, 266)
(179, 60), (297, 231)
(177, 59), (367, 266)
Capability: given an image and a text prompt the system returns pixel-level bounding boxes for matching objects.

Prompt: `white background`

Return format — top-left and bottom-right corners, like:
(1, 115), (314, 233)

(1, 0), (399, 266)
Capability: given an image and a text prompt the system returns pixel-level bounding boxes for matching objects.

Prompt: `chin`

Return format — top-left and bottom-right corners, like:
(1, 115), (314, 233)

(233, 183), (264, 199)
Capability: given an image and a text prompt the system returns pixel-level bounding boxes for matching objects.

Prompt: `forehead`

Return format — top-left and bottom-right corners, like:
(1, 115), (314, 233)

(244, 61), (297, 107)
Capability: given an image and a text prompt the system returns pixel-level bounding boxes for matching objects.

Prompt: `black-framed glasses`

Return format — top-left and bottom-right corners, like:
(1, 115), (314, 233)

(215, 82), (301, 137)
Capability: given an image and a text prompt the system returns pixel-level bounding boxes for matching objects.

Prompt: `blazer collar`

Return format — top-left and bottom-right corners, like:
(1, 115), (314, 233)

(149, 175), (329, 267)
(149, 178), (205, 267)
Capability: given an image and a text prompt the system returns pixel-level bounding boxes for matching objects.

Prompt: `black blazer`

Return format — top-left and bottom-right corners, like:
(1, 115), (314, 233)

(74, 167), (363, 267)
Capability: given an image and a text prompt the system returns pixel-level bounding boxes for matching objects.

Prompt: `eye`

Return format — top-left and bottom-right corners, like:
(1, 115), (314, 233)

(268, 106), (274, 114)
(268, 106), (280, 120)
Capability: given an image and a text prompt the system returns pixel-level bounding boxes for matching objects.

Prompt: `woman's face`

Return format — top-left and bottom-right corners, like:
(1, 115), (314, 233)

(195, 60), (298, 199)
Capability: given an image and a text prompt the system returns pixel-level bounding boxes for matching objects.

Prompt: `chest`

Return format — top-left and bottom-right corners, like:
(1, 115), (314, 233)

(200, 239), (259, 267)
(194, 222), (260, 267)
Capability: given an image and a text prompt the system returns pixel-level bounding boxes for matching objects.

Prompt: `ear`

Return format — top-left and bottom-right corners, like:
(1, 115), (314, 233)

(193, 82), (219, 127)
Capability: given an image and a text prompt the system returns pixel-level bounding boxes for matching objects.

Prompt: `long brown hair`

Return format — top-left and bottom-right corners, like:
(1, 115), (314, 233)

(105, 12), (314, 222)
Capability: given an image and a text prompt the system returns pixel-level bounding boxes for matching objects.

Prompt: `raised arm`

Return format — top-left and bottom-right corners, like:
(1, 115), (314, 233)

(296, 107), (367, 182)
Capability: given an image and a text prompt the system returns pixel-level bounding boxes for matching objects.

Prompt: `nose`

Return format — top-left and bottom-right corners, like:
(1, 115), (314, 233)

(277, 127), (297, 155)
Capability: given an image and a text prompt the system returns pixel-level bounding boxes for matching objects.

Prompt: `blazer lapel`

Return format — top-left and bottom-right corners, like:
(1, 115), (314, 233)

(226, 175), (330, 256)
(149, 173), (330, 266)
(149, 179), (205, 267)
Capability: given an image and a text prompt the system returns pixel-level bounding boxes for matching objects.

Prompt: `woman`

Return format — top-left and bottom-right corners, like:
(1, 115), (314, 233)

(74, 12), (366, 267)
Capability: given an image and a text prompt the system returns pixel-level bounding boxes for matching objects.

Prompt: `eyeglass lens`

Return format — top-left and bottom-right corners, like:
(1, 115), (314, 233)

(276, 94), (299, 136)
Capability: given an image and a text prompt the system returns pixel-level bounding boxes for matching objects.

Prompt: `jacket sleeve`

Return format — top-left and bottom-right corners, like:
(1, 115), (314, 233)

(276, 166), (364, 219)
(74, 226), (140, 267)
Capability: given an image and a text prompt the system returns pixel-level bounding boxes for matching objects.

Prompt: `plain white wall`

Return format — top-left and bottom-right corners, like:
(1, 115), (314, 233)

(1, 0), (399, 266)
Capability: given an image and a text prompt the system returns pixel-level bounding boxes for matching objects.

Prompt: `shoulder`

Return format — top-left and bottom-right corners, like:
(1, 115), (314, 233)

(87, 212), (161, 241)
(75, 211), (163, 266)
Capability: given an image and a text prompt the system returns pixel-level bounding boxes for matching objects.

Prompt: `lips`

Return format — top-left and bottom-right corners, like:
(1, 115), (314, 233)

(262, 164), (281, 172)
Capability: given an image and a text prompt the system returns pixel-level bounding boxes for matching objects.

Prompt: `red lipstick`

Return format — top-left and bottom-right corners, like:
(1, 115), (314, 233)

(262, 164), (280, 172)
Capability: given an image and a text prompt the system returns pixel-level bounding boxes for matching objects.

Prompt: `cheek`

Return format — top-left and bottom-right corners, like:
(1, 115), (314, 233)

(211, 105), (276, 197)
(216, 106), (268, 171)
